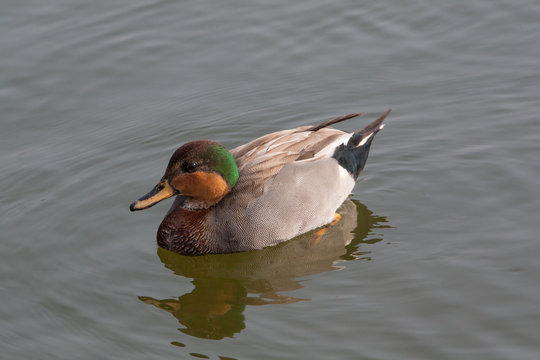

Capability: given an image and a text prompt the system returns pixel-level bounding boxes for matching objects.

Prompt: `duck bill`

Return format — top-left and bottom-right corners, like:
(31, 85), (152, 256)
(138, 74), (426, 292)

(130, 179), (177, 211)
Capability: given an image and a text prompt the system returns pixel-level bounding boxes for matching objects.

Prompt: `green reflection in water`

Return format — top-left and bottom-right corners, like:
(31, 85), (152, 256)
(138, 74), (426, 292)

(138, 199), (388, 342)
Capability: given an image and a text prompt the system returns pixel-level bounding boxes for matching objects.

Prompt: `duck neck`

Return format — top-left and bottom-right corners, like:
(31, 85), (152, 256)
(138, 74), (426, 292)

(157, 206), (215, 255)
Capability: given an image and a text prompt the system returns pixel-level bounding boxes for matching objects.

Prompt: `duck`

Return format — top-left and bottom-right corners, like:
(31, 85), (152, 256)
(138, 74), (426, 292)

(130, 109), (390, 255)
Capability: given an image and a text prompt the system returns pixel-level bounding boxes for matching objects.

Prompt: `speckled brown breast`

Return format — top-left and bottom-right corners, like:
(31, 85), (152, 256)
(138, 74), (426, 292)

(157, 206), (215, 255)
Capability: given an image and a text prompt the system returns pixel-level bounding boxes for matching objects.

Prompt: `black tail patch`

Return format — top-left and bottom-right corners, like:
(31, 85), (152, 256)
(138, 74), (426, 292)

(332, 109), (390, 179)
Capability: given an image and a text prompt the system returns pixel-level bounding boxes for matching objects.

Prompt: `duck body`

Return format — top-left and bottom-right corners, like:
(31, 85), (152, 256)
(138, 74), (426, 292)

(130, 110), (390, 255)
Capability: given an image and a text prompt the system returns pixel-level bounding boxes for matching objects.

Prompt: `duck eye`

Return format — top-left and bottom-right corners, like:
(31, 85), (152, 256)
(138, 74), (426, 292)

(182, 162), (198, 172)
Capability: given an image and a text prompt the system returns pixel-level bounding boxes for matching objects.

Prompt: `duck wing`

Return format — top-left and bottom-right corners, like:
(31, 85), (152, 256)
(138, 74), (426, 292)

(229, 118), (358, 206)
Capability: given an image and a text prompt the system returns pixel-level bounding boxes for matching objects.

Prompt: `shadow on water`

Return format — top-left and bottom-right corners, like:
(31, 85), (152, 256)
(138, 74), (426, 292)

(138, 199), (388, 341)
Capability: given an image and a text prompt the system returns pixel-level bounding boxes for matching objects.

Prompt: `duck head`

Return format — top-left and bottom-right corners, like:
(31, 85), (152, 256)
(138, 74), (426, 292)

(130, 140), (239, 211)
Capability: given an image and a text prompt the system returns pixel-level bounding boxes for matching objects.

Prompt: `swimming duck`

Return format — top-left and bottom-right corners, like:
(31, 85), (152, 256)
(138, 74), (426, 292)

(130, 109), (390, 255)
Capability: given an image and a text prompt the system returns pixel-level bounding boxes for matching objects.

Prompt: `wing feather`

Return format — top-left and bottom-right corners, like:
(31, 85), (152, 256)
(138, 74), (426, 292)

(224, 126), (349, 209)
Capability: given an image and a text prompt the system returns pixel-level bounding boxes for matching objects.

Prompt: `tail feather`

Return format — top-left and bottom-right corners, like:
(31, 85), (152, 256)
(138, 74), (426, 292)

(347, 109), (390, 148)
(333, 109), (390, 179)
(308, 112), (364, 132)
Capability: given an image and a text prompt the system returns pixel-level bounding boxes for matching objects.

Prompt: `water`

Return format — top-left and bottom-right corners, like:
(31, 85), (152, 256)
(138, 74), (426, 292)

(2, 0), (540, 359)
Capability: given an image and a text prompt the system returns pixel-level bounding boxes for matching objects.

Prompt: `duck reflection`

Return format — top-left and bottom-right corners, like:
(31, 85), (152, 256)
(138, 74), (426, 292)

(138, 199), (388, 340)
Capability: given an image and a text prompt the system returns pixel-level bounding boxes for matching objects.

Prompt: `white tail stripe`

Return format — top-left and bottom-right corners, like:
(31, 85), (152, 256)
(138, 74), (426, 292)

(358, 133), (373, 147)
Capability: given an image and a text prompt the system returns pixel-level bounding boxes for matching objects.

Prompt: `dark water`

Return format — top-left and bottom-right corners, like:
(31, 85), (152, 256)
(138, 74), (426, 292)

(2, 0), (540, 359)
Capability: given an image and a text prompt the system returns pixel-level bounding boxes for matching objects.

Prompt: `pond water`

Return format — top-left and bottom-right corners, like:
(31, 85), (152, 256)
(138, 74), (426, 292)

(2, 0), (540, 359)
